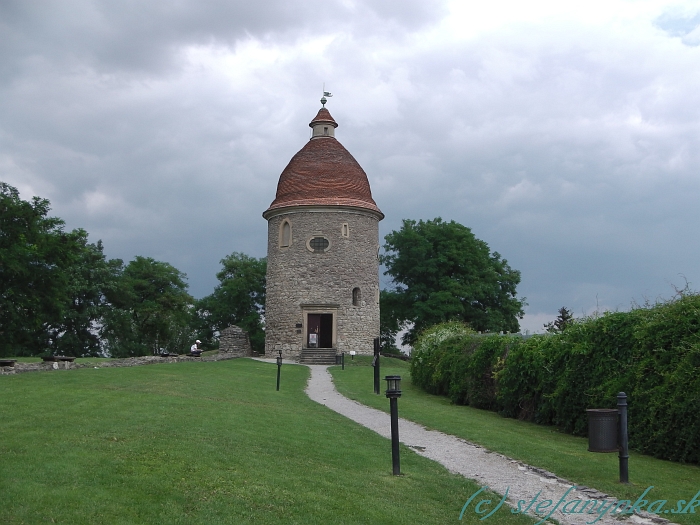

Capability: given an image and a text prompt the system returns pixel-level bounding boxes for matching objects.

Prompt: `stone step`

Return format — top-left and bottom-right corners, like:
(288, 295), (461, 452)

(299, 348), (338, 365)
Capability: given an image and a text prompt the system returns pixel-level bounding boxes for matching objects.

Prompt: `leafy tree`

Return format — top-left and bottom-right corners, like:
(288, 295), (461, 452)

(102, 256), (193, 356)
(1, 182), (200, 358)
(380, 218), (525, 345)
(0, 183), (80, 356)
(193, 252), (266, 353)
(379, 289), (405, 355)
(48, 238), (123, 357)
(544, 306), (574, 333)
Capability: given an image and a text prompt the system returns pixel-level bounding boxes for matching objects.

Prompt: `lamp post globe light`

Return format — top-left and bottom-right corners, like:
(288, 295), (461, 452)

(385, 375), (402, 475)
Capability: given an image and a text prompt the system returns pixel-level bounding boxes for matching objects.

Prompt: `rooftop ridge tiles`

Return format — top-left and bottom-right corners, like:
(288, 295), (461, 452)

(264, 129), (382, 217)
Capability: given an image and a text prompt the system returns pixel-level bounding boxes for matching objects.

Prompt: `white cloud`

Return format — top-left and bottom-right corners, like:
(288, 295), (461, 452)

(682, 24), (700, 44)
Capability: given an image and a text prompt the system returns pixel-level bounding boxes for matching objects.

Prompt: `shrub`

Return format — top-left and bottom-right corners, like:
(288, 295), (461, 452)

(410, 322), (514, 409)
(410, 322), (474, 397)
(410, 294), (700, 464)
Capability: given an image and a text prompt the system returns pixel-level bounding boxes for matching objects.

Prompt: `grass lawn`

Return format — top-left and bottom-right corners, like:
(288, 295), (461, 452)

(329, 356), (700, 525)
(1, 358), (538, 525)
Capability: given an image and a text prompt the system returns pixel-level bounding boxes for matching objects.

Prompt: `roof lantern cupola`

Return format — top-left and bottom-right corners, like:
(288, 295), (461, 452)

(310, 92), (338, 139)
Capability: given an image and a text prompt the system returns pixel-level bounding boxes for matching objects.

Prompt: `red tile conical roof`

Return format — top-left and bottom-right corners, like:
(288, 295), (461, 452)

(309, 108), (338, 128)
(263, 109), (383, 218)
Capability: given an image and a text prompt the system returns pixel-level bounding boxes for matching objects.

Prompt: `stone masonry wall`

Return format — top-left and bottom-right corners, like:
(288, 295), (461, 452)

(219, 325), (253, 357)
(265, 208), (380, 359)
(0, 352), (241, 375)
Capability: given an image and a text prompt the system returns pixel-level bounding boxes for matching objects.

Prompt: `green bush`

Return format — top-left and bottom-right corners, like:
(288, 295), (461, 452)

(410, 322), (510, 409)
(410, 322), (474, 397)
(410, 294), (700, 464)
(495, 334), (549, 422)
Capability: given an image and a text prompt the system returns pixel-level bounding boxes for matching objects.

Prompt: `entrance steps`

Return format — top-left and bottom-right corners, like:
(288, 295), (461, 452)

(299, 348), (337, 365)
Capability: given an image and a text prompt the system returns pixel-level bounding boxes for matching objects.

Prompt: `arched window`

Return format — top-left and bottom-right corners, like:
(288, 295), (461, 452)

(352, 287), (361, 306)
(280, 220), (291, 248)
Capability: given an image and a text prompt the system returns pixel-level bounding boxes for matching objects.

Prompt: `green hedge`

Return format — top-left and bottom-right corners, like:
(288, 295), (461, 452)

(409, 294), (700, 464)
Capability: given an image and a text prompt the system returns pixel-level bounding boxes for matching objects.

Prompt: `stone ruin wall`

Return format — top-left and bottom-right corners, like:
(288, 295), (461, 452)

(0, 352), (242, 376)
(218, 325), (254, 357)
(0, 327), (254, 376)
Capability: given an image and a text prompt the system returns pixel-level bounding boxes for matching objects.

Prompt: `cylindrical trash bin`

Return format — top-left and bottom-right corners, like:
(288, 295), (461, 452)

(586, 409), (618, 452)
(335, 354), (342, 365)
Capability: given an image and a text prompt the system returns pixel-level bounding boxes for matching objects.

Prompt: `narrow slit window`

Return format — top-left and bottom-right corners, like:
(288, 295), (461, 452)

(324, 126), (329, 135)
(341, 223), (349, 237)
(352, 287), (361, 306)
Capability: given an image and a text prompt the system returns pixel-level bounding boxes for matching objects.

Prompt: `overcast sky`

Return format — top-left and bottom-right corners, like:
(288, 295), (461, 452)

(2, 0), (699, 333)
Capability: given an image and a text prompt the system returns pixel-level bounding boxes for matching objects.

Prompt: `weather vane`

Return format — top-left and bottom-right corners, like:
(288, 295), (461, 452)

(321, 83), (333, 107)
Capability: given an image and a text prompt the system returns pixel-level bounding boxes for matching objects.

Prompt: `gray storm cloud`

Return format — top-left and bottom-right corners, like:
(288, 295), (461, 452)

(1, 0), (699, 333)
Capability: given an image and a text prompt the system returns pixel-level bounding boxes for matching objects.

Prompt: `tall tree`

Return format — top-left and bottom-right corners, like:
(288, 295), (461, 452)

(380, 218), (525, 344)
(49, 237), (123, 357)
(379, 289), (405, 354)
(102, 257), (193, 357)
(0, 183), (78, 356)
(193, 252), (266, 353)
(544, 307), (574, 333)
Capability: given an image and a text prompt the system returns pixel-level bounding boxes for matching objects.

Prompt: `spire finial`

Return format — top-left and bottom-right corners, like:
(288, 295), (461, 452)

(321, 83), (332, 107)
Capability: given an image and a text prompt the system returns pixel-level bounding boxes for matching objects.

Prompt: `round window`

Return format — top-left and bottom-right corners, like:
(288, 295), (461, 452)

(308, 236), (330, 253)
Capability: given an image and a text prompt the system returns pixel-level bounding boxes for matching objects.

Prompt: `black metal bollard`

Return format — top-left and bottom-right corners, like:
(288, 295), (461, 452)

(276, 352), (282, 391)
(342, 352), (345, 370)
(618, 392), (629, 483)
(385, 376), (402, 475)
(389, 397), (400, 475)
(373, 337), (380, 394)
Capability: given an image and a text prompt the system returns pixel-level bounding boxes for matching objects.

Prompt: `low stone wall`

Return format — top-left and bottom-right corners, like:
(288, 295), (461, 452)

(0, 352), (241, 375)
(218, 325), (253, 357)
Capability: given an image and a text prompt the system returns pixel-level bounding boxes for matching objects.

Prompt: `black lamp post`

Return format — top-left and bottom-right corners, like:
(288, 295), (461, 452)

(618, 392), (629, 483)
(373, 337), (380, 394)
(385, 375), (402, 475)
(276, 350), (282, 391)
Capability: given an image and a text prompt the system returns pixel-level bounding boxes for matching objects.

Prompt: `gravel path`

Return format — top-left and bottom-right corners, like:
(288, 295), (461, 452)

(302, 364), (670, 525)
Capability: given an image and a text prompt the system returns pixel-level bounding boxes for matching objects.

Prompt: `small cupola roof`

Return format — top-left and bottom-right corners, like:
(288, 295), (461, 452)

(309, 108), (338, 129)
(263, 104), (383, 219)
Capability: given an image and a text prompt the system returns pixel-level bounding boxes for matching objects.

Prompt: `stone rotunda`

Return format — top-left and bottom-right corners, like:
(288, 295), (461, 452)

(263, 100), (384, 362)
